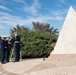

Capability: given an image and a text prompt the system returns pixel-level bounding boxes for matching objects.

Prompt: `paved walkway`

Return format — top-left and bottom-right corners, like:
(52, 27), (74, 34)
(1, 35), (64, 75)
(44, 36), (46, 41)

(0, 58), (43, 75)
(1, 58), (76, 75)
(0, 63), (18, 75)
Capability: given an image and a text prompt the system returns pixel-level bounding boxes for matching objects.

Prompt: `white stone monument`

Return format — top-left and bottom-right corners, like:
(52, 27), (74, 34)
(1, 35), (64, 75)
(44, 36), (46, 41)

(52, 6), (76, 54)
(48, 6), (76, 61)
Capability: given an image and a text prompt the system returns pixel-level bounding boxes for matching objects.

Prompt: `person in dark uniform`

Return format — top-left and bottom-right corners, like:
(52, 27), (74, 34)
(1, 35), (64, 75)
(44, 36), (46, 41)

(6, 37), (12, 61)
(13, 32), (20, 62)
(0, 36), (1, 50)
(1, 36), (9, 64)
(0, 36), (1, 59)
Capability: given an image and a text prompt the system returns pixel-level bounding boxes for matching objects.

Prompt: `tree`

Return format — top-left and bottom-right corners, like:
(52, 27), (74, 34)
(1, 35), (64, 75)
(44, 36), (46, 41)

(32, 21), (59, 34)
(10, 23), (58, 58)
(10, 24), (29, 36)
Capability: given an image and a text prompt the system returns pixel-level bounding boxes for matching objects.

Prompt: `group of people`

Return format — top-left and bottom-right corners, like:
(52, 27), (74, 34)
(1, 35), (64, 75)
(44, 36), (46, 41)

(0, 32), (20, 64)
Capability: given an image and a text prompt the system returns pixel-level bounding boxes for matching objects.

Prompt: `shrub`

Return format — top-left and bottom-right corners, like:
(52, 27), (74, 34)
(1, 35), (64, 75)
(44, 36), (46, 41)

(19, 30), (57, 58)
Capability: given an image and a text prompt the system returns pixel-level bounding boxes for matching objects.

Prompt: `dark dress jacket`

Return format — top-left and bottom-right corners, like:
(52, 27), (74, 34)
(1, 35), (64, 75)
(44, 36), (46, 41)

(1, 40), (8, 51)
(13, 36), (20, 48)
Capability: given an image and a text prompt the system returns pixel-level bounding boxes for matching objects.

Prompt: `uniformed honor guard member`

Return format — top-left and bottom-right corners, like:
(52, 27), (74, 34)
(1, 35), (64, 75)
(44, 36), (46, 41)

(1, 36), (9, 64)
(13, 32), (20, 62)
(0, 36), (1, 51)
(6, 37), (12, 61)
(0, 36), (1, 57)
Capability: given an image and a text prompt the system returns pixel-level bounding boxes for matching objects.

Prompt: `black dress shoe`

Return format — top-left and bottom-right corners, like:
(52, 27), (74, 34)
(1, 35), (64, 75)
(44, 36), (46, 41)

(6, 61), (9, 63)
(13, 61), (19, 62)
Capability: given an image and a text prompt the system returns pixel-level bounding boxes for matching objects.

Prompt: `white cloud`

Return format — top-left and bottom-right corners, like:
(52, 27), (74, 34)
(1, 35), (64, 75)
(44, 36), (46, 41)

(23, 0), (41, 15)
(59, 0), (66, 4)
(13, 0), (27, 5)
(0, 10), (65, 36)
(0, 11), (32, 29)
(0, 10), (65, 32)
(57, 0), (66, 7)
(51, 9), (68, 17)
(0, 5), (12, 12)
(0, 12), (63, 27)
(28, 15), (64, 22)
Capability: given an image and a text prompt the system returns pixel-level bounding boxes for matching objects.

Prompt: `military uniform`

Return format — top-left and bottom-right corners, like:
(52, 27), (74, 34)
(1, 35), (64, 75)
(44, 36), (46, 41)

(1, 38), (9, 64)
(0, 37), (1, 51)
(13, 35), (20, 62)
(0, 37), (1, 58)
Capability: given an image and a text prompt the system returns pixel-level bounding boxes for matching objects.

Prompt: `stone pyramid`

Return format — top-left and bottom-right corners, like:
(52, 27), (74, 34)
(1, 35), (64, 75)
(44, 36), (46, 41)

(52, 6), (76, 54)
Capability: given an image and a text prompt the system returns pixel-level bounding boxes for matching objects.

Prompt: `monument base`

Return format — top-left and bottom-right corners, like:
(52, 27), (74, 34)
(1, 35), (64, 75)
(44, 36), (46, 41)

(47, 54), (76, 61)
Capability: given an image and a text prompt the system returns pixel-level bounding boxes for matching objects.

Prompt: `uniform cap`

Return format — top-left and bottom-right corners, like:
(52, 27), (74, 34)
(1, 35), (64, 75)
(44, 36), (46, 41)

(2, 36), (6, 37)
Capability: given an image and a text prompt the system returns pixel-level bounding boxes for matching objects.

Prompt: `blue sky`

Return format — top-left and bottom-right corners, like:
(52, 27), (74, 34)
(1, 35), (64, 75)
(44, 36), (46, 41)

(0, 0), (76, 36)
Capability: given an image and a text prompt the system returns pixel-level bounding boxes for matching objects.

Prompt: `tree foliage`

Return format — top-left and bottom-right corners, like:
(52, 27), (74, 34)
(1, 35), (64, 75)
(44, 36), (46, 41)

(10, 22), (58, 58)
(32, 21), (59, 34)
(10, 24), (29, 36)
